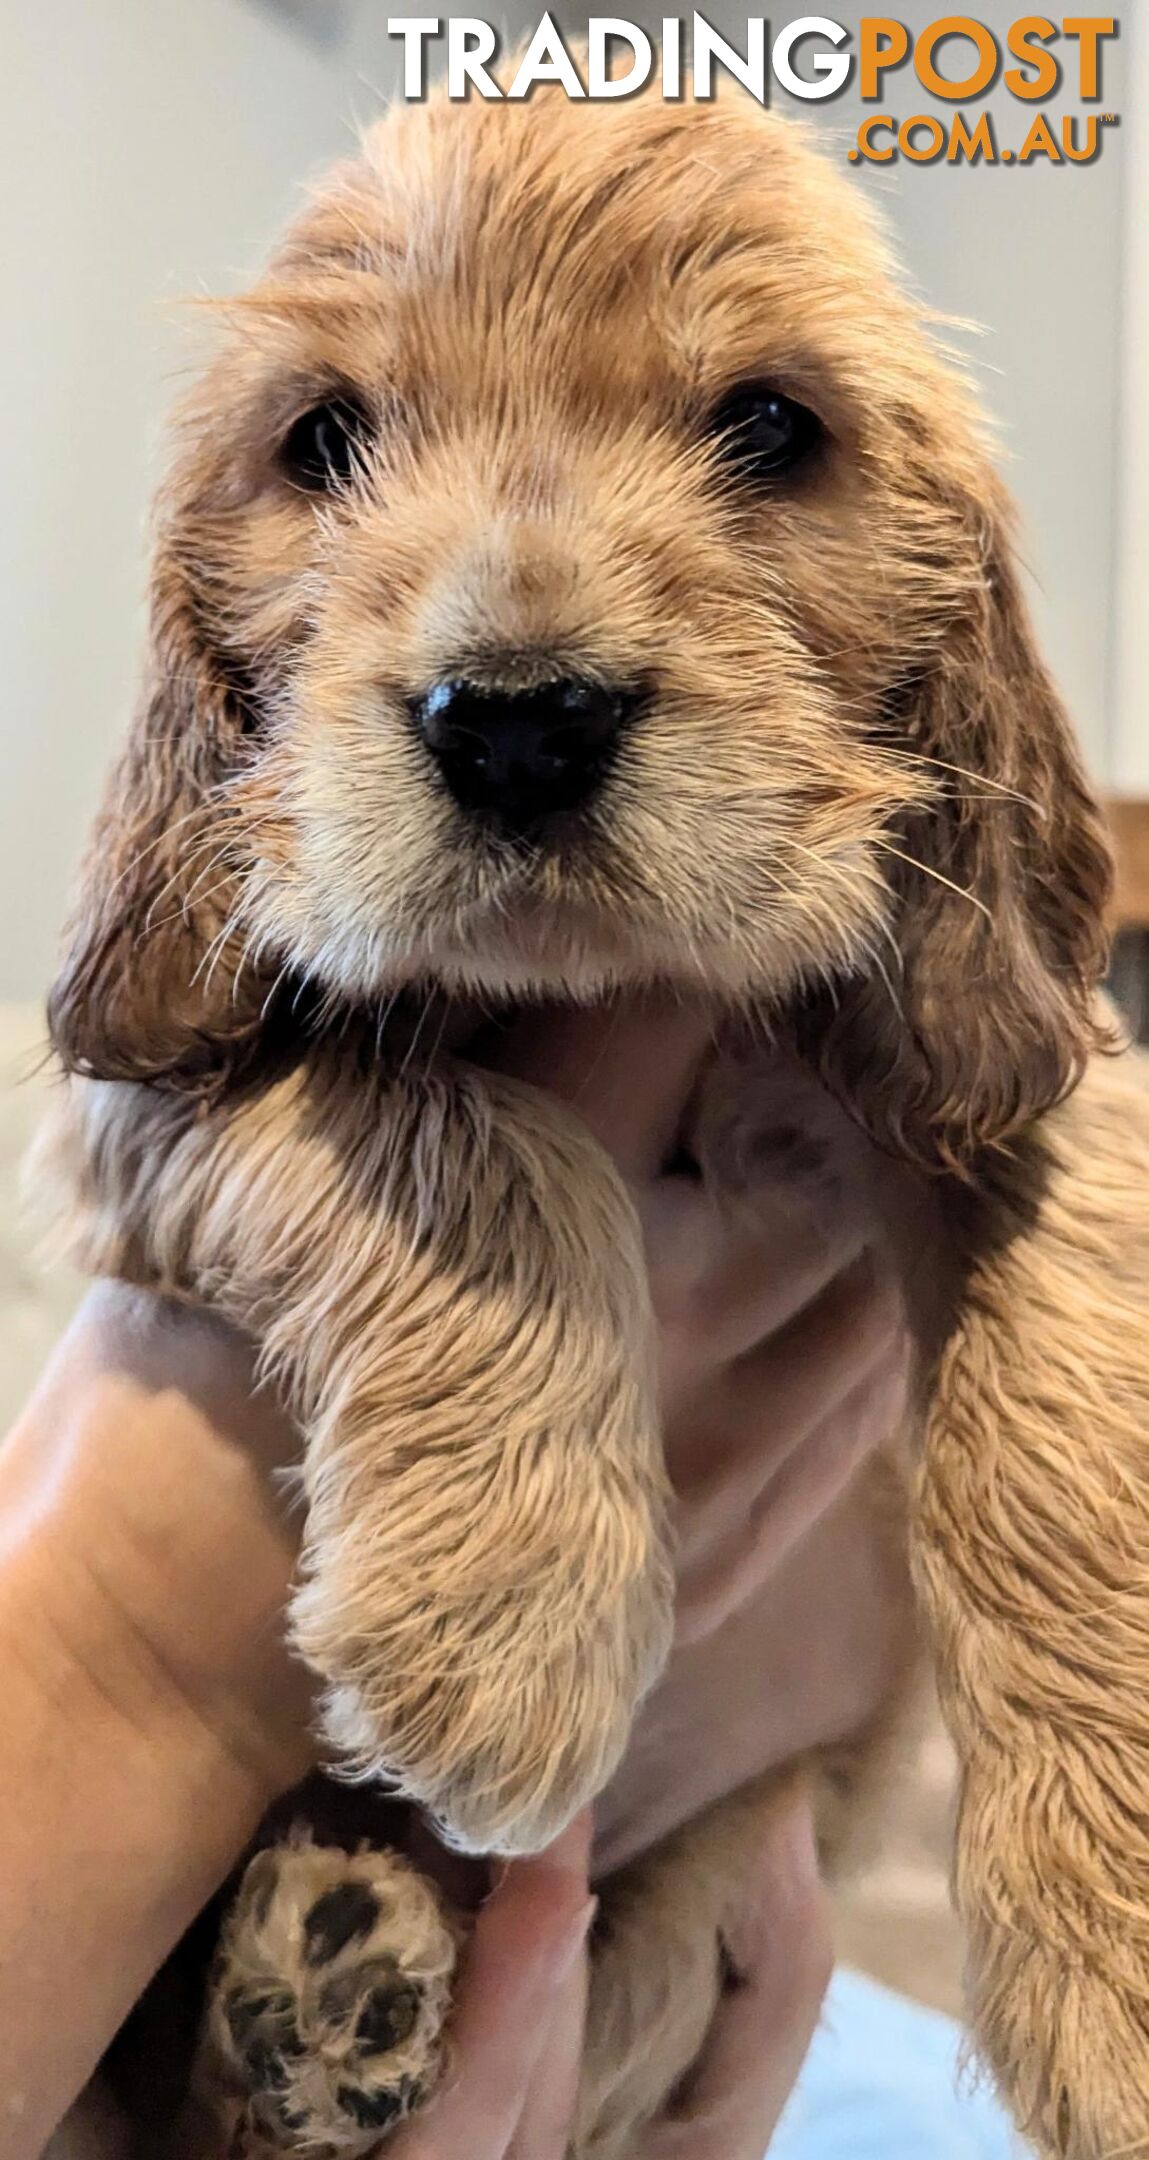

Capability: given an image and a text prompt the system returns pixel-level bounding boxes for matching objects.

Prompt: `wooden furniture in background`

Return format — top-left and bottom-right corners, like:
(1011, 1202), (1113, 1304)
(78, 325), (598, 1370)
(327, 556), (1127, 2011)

(1110, 800), (1149, 929)
(1107, 801), (1149, 1041)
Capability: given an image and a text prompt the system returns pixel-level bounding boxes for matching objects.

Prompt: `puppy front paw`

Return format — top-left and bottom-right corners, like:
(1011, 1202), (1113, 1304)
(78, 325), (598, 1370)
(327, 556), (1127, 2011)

(286, 1063), (674, 1856)
(203, 1837), (458, 2154)
(296, 1511), (673, 1855)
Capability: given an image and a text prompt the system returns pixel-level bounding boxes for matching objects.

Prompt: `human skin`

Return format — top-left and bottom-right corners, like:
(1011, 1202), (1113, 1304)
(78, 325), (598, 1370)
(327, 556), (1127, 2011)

(0, 1001), (908, 2158)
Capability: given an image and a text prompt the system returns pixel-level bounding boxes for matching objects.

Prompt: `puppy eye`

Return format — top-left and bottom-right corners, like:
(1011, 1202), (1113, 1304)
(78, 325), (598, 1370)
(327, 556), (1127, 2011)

(279, 397), (373, 493)
(707, 385), (823, 483)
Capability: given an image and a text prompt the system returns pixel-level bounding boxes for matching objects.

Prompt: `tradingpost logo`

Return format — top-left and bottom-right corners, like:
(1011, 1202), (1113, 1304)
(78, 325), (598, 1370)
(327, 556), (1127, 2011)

(388, 15), (1120, 165)
(845, 16), (1118, 166)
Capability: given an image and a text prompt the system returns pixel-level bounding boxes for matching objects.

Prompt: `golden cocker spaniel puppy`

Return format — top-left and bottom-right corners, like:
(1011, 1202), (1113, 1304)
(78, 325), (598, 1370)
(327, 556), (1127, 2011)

(40, 86), (1149, 2160)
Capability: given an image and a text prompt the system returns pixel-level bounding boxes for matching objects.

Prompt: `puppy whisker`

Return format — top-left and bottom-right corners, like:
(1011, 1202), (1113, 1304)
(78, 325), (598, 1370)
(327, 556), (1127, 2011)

(872, 838), (994, 924)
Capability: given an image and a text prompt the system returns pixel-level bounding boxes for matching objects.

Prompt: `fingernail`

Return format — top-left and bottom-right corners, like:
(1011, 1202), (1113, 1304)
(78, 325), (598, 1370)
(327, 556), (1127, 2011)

(778, 1790), (821, 1879)
(553, 1895), (598, 1981)
(750, 1786), (822, 1910)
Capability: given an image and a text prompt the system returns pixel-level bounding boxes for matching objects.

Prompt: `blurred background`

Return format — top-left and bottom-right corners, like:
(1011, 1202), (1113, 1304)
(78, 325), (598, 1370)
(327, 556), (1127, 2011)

(0, 0), (1142, 2033)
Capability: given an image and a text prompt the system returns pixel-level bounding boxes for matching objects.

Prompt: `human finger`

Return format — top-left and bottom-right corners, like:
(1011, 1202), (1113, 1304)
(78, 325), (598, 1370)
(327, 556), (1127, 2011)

(506, 1920), (590, 2160)
(393, 1814), (593, 2160)
(676, 1344), (911, 1641)
(670, 1253), (905, 1508)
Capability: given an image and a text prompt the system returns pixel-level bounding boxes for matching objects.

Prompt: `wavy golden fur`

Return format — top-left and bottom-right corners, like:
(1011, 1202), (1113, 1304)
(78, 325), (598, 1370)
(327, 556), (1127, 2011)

(40, 85), (1149, 2160)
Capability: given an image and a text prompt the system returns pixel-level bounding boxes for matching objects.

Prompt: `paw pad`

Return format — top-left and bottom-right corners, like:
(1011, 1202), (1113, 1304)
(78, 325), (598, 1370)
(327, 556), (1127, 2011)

(336, 2083), (405, 2131)
(304, 1882), (382, 1966)
(354, 1971), (421, 2055)
(207, 1838), (459, 2151)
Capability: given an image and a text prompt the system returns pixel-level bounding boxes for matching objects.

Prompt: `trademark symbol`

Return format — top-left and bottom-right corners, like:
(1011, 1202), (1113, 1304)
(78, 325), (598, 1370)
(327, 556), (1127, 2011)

(1103, 113), (1118, 124)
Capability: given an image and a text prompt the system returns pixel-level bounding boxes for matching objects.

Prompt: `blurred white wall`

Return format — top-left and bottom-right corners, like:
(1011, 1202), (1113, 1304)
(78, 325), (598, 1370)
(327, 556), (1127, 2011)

(0, 4), (1132, 999)
(0, 0), (415, 1001)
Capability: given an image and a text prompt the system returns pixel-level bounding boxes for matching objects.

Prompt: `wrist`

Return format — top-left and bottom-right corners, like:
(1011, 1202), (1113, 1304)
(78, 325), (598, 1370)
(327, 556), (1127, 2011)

(0, 1529), (280, 2158)
(0, 1288), (311, 1804)
(0, 1530), (275, 1847)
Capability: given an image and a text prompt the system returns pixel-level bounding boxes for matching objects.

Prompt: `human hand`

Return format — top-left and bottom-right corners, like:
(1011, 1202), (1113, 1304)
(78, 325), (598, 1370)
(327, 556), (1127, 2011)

(391, 1784), (831, 2160)
(0, 1283), (309, 2156)
(0, 1280), (308, 1802)
(390, 1813), (595, 2160)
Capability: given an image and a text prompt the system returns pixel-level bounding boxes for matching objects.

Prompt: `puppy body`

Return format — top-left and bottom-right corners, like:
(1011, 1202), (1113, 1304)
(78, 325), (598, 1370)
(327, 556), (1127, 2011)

(41, 89), (1149, 2160)
(41, 1036), (921, 2160)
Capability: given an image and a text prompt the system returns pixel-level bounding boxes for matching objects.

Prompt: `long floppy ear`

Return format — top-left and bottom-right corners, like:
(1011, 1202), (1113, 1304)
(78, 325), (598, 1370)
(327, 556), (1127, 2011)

(47, 529), (270, 1091)
(801, 488), (1114, 1169)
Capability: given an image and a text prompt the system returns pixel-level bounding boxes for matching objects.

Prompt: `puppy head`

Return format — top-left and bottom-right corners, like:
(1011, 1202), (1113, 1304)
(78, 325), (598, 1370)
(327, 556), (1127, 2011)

(50, 93), (1111, 1164)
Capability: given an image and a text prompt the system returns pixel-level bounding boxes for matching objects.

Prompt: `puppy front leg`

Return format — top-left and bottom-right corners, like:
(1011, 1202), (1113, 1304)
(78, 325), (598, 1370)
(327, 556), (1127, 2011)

(577, 1781), (780, 2160)
(916, 1050), (1149, 2158)
(48, 1054), (673, 1855)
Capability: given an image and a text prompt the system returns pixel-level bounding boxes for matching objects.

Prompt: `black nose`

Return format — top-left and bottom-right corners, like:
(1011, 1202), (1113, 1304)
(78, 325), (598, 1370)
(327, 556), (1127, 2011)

(409, 675), (639, 831)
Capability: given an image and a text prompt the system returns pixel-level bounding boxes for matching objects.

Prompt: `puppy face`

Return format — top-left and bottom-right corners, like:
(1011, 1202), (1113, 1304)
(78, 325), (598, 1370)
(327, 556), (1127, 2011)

(51, 94), (1111, 1163)
(193, 97), (941, 1006)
